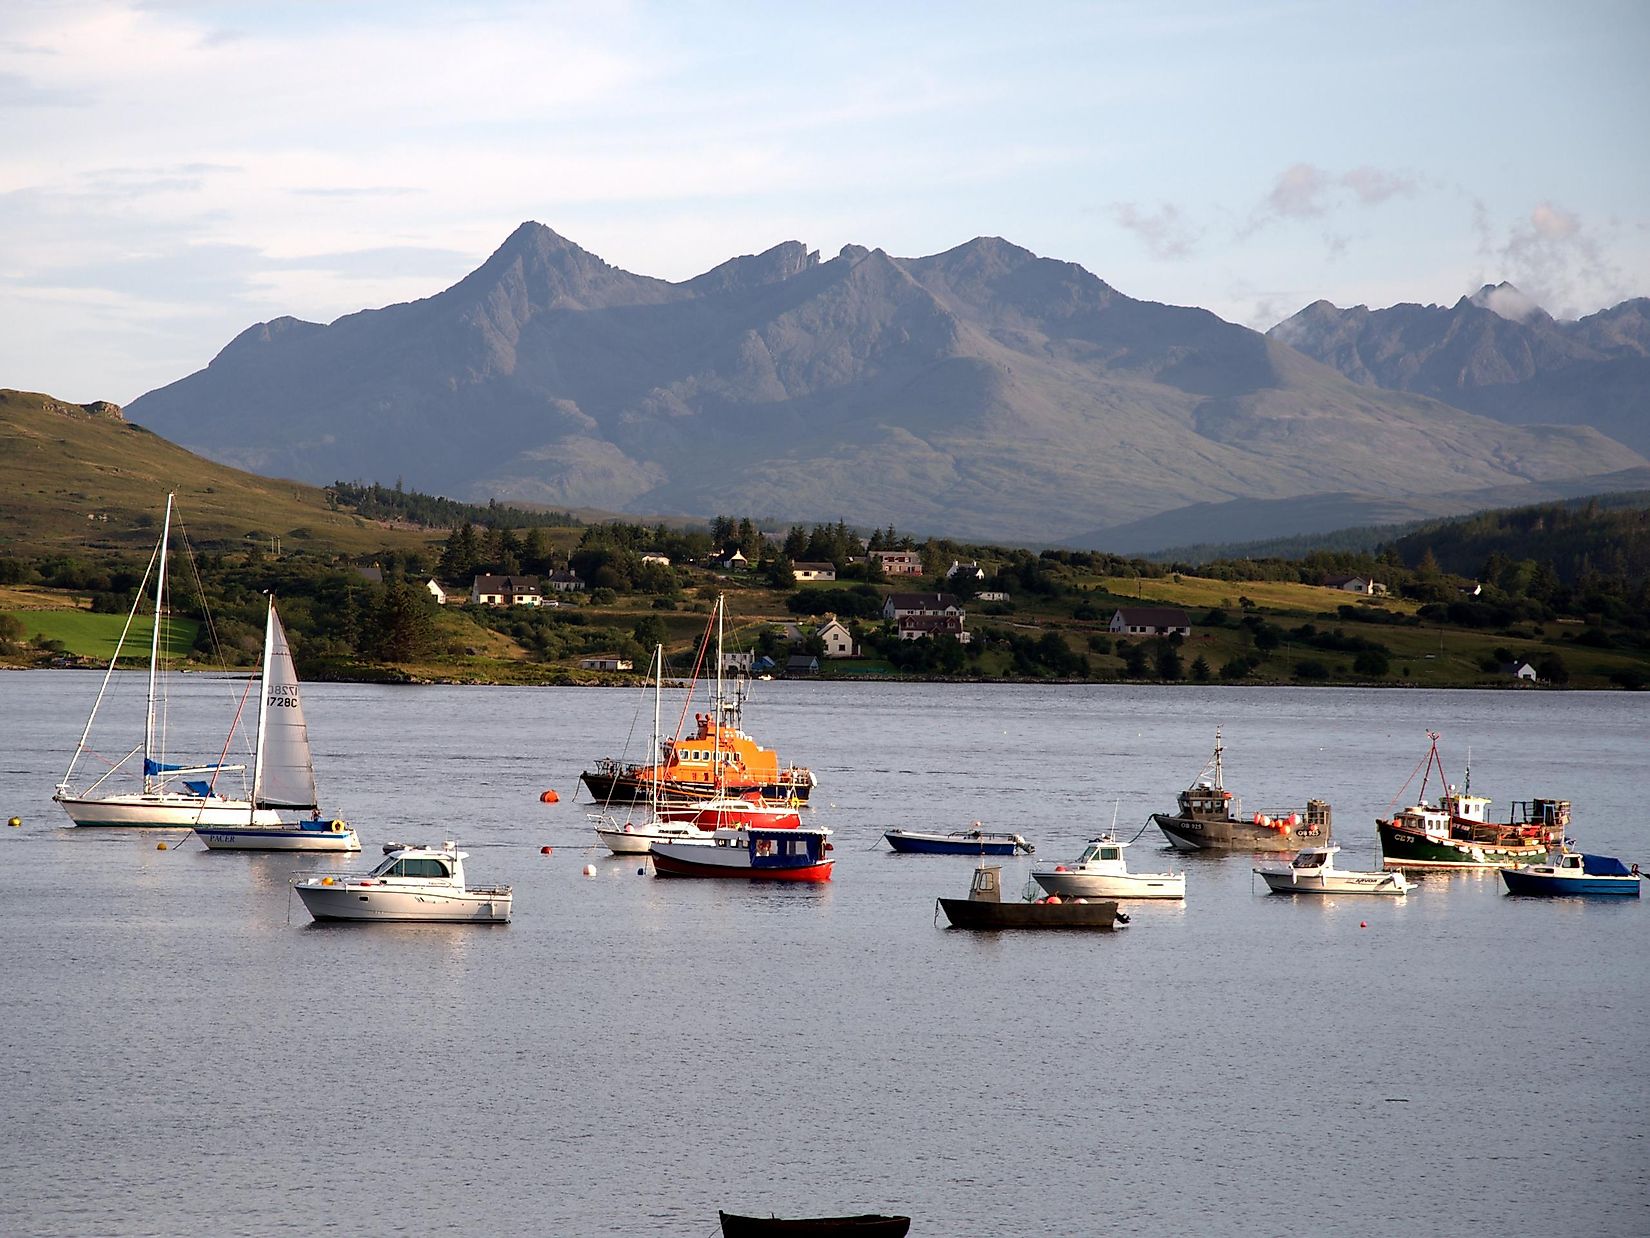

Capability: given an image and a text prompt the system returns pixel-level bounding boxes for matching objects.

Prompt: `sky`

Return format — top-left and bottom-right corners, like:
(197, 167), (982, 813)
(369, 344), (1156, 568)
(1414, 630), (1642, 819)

(3, 0), (1648, 405)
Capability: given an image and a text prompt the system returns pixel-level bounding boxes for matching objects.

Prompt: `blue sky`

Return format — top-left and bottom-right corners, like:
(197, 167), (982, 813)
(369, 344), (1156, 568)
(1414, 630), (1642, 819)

(3, 0), (1647, 404)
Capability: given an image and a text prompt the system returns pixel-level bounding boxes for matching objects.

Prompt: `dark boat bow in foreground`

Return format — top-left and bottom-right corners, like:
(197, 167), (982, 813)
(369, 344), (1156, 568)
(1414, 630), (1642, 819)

(719, 1210), (911, 1236)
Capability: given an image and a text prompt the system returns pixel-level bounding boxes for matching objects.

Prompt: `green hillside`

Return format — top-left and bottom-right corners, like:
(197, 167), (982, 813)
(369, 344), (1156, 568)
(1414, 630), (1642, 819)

(0, 388), (447, 558)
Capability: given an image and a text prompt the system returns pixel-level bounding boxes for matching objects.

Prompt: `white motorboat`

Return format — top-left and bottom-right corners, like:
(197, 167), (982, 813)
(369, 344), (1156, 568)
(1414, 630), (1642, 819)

(1255, 845), (1414, 896)
(55, 494), (277, 829)
(293, 841), (512, 922)
(193, 597), (359, 852)
(1032, 834), (1185, 900)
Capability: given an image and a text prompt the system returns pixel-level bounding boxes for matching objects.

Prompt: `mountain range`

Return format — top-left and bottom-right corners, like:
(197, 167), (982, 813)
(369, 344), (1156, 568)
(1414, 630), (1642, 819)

(1270, 285), (1650, 456)
(125, 224), (1646, 546)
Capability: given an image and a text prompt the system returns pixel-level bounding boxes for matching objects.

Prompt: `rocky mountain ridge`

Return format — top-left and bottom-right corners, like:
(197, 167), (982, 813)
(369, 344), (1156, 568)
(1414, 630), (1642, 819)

(124, 224), (1644, 544)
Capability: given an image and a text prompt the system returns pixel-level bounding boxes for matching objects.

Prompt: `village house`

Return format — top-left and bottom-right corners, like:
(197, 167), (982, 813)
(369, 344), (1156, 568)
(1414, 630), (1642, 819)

(425, 579), (460, 605)
(976, 590), (1010, 602)
(544, 569), (584, 593)
(816, 617), (858, 658)
(640, 552), (671, 567)
(721, 650), (755, 676)
(945, 559), (985, 580)
(1500, 660), (1538, 681)
(713, 548), (749, 570)
(471, 574), (543, 606)
(792, 561), (837, 582)
(1324, 574), (1388, 596)
(578, 654), (634, 672)
(1108, 607), (1192, 637)
(881, 592), (965, 621)
(869, 549), (923, 576)
(897, 614), (971, 644)
(786, 654), (821, 675)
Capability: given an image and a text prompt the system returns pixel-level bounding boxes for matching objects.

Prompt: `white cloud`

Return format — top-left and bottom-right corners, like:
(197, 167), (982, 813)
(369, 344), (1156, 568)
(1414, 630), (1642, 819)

(1111, 202), (1199, 260)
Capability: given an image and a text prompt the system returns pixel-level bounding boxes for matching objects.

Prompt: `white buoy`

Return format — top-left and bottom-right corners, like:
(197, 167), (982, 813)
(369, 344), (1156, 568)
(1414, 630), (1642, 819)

(582, 863), (597, 877)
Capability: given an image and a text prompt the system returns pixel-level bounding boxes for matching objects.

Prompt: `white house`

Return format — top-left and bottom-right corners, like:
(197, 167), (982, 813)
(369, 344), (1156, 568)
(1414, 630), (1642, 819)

(945, 559), (985, 580)
(471, 574), (543, 606)
(1500, 660), (1538, 681)
(1108, 607), (1191, 637)
(976, 590), (1010, 602)
(792, 561), (837, 581)
(714, 548), (749, 569)
(882, 592), (964, 621)
(425, 579), (459, 605)
(720, 650), (755, 676)
(579, 655), (634, 672)
(545, 570), (584, 593)
(817, 617), (858, 658)
(641, 553), (671, 567)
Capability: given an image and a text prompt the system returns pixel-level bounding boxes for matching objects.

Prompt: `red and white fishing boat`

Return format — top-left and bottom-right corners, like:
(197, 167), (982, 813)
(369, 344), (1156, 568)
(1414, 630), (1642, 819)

(650, 825), (833, 882)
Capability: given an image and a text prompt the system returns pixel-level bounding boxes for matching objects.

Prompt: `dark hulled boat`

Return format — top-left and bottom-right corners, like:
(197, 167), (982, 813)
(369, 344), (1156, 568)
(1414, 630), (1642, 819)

(719, 1211), (911, 1237)
(937, 864), (1125, 930)
(1151, 727), (1329, 852)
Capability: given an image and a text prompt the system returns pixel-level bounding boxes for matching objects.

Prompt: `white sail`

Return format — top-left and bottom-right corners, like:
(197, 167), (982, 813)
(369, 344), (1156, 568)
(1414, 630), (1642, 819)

(252, 600), (318, 810)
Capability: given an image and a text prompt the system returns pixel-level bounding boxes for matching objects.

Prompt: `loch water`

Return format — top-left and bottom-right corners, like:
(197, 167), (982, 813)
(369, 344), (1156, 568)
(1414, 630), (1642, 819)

(1, 670), (1646, 1237)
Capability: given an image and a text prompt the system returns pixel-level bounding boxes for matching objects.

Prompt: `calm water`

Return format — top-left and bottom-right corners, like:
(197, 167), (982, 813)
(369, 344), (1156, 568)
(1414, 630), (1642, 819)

(1, 671), (1646, 1237)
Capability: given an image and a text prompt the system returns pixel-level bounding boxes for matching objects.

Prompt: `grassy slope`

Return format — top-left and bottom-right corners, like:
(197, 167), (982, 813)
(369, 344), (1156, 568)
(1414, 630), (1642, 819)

(4, 609), (199, 662)
(0, 388), (446, 557)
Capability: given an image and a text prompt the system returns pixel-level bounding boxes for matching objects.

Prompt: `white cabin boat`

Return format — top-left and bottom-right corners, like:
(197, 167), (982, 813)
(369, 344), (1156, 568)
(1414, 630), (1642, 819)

(293, 841), (512, 922)
(1032, 834), (1185, 900)
(1255, 845), (1414, 896)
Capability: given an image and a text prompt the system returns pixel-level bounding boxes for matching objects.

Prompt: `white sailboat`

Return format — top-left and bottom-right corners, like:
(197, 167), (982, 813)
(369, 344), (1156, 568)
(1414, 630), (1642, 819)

(193, 597), (360, 852)
(55, 494), (277, 829)
(593, 644), (700, 855)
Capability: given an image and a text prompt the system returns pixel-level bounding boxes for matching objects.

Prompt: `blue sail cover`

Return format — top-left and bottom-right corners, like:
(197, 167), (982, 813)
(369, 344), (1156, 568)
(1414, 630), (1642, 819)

(1583, 854), (1634, 876)
(145, 758), (192, 775)
(183, 780), (214, 797)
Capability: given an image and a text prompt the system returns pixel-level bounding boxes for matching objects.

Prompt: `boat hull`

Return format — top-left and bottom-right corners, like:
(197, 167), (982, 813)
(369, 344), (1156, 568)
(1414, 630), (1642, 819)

(1377, 819), (1548, 869)
(1032, 871), (1184, 899)
(649, 841), (832, 882)
(55, 794), (283, 829)
(196, 823), (360, 852)
(294, 884), (512, 922)
(937, 898), (1122, 930)
(719, 1212), (910, 1237)
(581, 770), (813, 805)
(1256, 870), (1412, 895)
(1152, 812), (1316, 852)
(885, 830), (1029, 856)
(1500, 869), (1641, 897)
(594, 821), (700, 855)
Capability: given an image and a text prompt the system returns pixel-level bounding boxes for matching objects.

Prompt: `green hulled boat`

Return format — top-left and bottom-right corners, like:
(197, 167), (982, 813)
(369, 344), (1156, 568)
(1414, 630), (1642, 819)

(1377, 733), (1569, 870)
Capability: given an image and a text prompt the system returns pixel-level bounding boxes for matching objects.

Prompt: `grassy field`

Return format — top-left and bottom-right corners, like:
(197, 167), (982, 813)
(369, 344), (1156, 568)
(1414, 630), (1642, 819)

(4, 609), (200, 662)
(1092, 573), (1420, 617)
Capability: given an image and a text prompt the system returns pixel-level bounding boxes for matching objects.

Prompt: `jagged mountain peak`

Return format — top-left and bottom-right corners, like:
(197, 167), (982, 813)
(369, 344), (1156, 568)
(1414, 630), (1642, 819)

(686, 241), (820, 295)
(1466, 282), (1550, 326)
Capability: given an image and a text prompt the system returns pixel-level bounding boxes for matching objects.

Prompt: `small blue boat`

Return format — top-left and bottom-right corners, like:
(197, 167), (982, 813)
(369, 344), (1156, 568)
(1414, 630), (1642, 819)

(885, 827), (1033, 856)
(1501, 849), (1642, 897)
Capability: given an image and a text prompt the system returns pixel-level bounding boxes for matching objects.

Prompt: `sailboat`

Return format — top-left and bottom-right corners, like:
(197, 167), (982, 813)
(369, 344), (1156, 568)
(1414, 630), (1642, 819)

(192, 597), (360, 852)
(593, 644), (701, 856)
(55, 494), (276, 829)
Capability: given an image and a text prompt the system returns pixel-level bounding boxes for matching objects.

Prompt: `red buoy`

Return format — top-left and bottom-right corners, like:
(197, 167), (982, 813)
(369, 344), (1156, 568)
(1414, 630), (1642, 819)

(1360, 921), (1368, 928)
(540, 790), (559, 803)
(540, 845), (553, 855)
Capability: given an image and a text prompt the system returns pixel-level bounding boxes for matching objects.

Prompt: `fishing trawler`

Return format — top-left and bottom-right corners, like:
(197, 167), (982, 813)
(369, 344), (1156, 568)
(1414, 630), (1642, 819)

(1152, 729), (1330, 852)
(1377, 733), (1569, 870)
(580, 596), (816, 805)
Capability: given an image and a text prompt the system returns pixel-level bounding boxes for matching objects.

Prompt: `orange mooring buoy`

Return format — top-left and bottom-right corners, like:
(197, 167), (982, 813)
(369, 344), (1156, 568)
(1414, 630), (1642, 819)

(540, 845), (554, 855)
(540, 789), (559, 803)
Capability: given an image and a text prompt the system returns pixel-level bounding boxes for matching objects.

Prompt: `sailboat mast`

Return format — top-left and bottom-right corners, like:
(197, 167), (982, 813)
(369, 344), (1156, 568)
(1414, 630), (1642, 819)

(650, 643), (663, 814)
(713, 594), (725, 793)
(250, 597), (275, 820)
(144, 493), (175, 789)
(1213, 725), (1224, 791)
